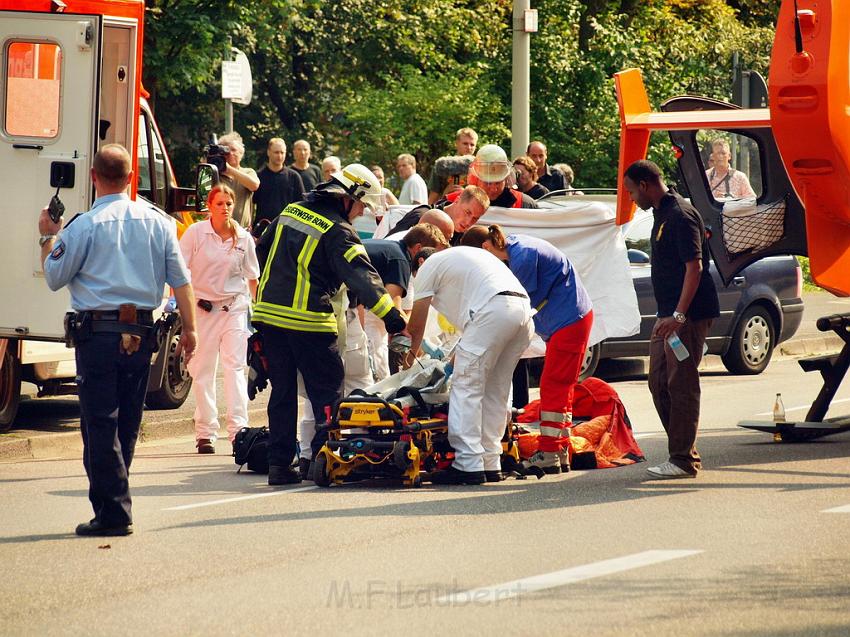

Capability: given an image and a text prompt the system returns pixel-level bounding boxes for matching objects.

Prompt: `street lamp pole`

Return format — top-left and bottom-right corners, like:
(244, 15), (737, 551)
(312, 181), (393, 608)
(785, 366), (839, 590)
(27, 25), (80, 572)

(511, 0), (534, 159)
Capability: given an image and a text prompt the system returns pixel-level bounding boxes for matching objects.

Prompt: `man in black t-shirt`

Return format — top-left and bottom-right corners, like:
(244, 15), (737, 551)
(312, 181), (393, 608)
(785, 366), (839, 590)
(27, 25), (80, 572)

(528, 141), (567, 192)
(623, 160), (719, 481)
(290, 140), (323, 192)
(357, 224), (450, 380)
(253, 138), (305, 235)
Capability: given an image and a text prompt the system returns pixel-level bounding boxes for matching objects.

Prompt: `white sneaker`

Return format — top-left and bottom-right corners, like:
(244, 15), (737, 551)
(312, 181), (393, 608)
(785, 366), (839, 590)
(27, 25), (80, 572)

(522, 451), (562, 475)
(646, 461), (696, 479)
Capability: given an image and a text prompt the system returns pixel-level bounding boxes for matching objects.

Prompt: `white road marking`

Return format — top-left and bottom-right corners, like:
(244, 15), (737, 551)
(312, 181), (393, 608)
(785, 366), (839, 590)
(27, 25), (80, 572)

(164, 485), (318, 511)
(437, 549), (703, 605)
(753, 397), (850, 417)
(822, 504), (850, 513)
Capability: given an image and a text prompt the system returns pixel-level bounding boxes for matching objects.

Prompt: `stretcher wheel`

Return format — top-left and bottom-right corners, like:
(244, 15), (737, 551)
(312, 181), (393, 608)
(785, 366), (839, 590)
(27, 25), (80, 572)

(313, 454), (331, 487)
(393, 440), (412, 470)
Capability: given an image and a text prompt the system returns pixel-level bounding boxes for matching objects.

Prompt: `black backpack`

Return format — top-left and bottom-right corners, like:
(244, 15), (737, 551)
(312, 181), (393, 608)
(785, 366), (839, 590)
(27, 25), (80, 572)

(233, 426), (269, 474)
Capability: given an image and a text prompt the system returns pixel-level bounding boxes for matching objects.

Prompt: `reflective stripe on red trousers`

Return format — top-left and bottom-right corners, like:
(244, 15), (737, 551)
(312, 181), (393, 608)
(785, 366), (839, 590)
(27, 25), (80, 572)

(538, 310), (593, 452)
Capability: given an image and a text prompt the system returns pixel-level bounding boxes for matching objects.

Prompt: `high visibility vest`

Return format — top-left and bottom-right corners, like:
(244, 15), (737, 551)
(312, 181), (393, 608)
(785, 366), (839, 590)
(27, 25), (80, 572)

(253, 202), (395, 333)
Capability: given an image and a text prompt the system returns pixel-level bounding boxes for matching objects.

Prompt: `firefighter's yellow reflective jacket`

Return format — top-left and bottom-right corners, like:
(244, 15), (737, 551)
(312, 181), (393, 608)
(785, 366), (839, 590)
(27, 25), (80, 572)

(253, 191), (404, 334)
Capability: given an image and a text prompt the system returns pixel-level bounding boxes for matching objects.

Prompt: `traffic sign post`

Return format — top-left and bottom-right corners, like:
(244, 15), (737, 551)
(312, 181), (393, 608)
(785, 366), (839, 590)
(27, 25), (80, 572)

(221, 41), (253, 133)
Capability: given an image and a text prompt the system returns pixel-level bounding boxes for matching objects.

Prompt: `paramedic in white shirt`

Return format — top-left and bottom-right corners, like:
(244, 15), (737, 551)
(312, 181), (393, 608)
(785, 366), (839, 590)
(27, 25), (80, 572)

(406, 246), (534, 485)
(180, 184), (261, 453)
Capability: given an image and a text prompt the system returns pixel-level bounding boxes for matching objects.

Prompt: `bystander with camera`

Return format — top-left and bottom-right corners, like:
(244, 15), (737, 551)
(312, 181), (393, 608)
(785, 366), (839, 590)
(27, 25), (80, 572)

(215, 132), (260, 229)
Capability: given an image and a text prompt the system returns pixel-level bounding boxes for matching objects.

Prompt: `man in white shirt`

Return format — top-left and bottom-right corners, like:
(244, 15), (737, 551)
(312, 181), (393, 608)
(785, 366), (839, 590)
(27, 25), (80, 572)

(406, 247), (534, 485)
(705, 139), (756, 200)
(396, 154), (428, 205)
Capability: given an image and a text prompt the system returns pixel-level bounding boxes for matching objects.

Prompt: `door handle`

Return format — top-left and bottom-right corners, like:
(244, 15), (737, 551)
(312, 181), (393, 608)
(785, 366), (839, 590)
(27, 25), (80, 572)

(733, 276), (746, 286)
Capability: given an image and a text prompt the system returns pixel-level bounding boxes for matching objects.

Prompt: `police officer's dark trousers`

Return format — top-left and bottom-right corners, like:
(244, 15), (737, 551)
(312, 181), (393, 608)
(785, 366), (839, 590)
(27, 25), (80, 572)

(75, 332), (152, 526)
(262, 326), (344, 467)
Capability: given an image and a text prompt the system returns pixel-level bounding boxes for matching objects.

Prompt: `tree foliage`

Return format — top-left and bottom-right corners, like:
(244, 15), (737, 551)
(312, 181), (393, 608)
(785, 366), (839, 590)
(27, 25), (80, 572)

(143, 0), (780, 188)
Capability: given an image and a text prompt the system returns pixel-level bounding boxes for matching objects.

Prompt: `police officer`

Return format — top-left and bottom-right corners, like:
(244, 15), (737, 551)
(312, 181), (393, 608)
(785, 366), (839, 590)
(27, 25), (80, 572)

(39, 144), (197, 536)
(253, 163), (407, 485)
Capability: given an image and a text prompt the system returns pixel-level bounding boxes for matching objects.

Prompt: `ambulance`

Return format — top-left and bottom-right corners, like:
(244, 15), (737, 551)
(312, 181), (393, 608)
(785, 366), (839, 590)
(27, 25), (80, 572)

(0, 0), (197, 429)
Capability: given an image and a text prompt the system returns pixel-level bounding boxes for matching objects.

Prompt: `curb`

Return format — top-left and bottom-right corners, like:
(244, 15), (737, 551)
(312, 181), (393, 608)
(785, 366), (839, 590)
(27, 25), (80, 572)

(0, 406), (270, 463)
(778, 334), (843, 358)
(1, 334), (845, 463)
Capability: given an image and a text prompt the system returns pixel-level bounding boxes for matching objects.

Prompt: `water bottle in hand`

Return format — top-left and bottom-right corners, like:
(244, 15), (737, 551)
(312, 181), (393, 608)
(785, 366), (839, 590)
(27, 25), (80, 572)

(667, 333), (689, 361)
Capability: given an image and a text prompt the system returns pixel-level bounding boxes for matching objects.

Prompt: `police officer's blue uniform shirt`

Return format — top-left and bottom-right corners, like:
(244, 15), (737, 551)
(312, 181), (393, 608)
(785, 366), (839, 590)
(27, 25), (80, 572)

(506, 234), (592, 340)
(44, 193), (191, 310)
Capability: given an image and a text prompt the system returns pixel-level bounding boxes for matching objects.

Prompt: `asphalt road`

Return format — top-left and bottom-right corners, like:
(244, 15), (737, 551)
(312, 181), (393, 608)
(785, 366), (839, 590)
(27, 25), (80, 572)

(2, 354), (849, 636)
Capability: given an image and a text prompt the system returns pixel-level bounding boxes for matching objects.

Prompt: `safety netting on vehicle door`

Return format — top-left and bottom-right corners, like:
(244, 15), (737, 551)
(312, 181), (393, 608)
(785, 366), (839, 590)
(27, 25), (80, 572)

(721, 197), (787, 257)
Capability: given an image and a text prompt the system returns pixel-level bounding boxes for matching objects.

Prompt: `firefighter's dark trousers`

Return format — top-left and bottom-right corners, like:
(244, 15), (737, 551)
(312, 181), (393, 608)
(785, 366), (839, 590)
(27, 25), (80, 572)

(262, 326), (344, 467)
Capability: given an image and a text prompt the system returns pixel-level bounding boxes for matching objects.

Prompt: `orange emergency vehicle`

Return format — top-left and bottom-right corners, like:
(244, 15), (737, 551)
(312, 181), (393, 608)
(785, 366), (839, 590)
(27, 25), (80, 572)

(614, 0), (850, 440)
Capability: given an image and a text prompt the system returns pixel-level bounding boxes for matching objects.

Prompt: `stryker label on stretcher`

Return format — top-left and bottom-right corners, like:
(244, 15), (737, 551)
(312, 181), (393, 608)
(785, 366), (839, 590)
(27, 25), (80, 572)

(350, 406), (383, 420)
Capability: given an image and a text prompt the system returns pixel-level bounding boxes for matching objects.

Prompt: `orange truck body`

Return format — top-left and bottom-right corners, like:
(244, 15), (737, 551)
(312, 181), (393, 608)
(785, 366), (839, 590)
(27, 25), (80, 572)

(615, 0), (850, 296)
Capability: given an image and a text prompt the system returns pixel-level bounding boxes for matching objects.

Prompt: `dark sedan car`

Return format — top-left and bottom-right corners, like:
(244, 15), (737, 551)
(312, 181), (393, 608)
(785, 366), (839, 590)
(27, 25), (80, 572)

(581, 207), (804, 378)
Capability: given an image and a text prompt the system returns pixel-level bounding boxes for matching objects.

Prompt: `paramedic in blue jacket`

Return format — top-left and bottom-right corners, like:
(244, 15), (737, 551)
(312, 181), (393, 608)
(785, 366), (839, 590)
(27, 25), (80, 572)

(39, 144), (196, 537)
(461, 224), (593, 474)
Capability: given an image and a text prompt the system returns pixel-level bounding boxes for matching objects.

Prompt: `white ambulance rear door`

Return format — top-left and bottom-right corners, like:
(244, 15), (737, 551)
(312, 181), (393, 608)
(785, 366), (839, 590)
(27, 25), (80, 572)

(0, 11), (101, 339)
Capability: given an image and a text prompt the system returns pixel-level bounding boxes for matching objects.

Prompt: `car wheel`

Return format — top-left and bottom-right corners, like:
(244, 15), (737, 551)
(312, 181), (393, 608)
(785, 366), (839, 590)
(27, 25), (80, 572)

(579, 343), (600, 381)
(722, 305), (775, 375)
(0, 346), (22, 431)
(145, 316), (192, 409)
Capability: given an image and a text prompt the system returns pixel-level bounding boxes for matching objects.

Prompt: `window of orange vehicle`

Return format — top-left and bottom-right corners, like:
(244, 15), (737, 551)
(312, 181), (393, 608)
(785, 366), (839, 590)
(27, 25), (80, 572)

(699, 129), (763, 203)
(4, 41), (62, 138)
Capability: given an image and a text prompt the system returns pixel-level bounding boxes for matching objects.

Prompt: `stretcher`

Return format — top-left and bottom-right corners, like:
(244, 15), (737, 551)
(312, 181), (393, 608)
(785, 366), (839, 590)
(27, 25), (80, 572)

(311, 358), (527, 487)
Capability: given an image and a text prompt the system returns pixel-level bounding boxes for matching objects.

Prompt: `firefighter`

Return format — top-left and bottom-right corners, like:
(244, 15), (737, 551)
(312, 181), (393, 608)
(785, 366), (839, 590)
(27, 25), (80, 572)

(253, 163), (408, 485)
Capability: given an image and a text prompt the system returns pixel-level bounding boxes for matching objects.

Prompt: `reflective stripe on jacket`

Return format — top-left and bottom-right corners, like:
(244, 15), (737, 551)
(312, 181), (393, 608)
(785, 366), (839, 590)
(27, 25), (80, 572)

(253, 195), (396, 334)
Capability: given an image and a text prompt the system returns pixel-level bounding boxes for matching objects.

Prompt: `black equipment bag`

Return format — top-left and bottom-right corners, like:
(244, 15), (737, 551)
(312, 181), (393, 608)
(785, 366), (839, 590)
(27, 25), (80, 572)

(233, 426), (270, 474)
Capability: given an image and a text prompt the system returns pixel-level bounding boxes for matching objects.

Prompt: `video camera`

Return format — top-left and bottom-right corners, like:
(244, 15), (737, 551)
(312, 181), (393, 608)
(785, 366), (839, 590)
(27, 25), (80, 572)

(203, 135), (230, 174)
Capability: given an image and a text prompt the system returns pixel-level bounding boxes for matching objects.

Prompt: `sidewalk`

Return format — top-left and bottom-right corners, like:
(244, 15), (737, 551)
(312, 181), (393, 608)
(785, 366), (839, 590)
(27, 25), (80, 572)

(3, 291), (849, 462)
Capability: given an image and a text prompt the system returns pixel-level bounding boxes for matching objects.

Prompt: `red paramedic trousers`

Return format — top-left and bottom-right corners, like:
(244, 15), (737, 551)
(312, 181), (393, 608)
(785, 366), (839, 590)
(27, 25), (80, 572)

(538, 310), (593, 452)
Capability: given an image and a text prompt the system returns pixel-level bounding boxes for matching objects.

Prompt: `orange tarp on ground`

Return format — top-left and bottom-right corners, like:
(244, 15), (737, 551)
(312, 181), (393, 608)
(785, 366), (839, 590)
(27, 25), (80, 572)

(517, 377), (645, 469)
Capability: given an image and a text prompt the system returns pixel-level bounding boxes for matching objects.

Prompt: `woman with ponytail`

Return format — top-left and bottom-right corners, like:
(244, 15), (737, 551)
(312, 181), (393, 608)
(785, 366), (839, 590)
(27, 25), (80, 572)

(461, 224), (593, 473)
(179, 184), (260, 454)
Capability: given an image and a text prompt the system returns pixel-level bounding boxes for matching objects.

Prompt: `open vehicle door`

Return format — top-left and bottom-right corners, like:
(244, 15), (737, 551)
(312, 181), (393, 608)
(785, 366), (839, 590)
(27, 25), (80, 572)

(660, 96), (808, 285)
(0, 11), (100, 339)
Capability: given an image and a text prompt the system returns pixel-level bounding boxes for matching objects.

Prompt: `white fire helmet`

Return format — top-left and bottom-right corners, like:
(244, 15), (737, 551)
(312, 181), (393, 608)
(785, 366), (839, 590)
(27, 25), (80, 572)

(331, 163), (386, 214)
(470, 144), (511, 183)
